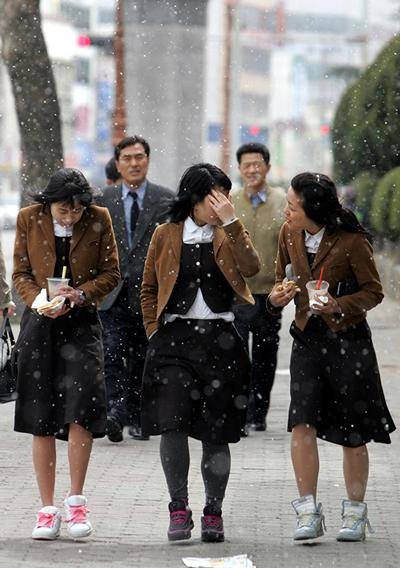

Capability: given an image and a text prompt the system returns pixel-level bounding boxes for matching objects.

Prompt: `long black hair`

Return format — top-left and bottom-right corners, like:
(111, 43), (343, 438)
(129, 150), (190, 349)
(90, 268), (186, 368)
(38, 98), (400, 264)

(291, 172), (370, 239)
(32, 168), (94, 206)
(168, 163), (232, 223)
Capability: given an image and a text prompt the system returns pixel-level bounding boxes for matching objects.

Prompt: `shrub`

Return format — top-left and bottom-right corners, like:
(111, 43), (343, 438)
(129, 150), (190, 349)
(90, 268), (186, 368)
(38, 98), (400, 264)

(371, 167), (400, 239)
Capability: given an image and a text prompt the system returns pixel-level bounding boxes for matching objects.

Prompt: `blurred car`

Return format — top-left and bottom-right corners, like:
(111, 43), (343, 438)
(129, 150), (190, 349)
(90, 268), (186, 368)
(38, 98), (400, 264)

(0, 193), (19, 230)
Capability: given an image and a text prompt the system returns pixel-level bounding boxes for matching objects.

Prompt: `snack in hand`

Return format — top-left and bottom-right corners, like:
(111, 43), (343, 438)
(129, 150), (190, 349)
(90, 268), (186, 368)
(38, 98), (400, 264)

(37, 295), (65, 315)
(277, 279), (301, 293)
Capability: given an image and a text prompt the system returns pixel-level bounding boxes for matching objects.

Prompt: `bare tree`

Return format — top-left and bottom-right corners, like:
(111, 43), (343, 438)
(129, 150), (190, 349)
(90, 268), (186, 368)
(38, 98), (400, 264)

(0, 0), (63, 204)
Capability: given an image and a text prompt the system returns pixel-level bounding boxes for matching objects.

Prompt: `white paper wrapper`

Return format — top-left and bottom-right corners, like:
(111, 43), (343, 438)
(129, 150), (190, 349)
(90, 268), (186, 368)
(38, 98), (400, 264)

(32, 289), (65, 314)
(182, 555), (256, 568)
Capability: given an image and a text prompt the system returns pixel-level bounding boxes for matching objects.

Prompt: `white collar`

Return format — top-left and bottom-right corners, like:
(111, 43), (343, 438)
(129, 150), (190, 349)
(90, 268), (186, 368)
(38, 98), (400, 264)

(53, 219), (73, 237)
(183, 216), (214, 244)
(304, 226), (325, 253)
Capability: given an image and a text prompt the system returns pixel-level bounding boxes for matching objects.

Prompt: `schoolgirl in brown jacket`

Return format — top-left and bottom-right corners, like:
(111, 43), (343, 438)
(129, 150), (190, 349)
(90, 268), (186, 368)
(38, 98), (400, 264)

(141, 163), (260, 543)
(269, 172), (395, 543)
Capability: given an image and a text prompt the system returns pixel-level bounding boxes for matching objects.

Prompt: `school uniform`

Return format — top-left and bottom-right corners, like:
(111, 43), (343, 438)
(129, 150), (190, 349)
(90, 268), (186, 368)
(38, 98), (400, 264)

(12, 204), (120, 440)
(140, 217), (261, 444)
(274, 222), (396, 447)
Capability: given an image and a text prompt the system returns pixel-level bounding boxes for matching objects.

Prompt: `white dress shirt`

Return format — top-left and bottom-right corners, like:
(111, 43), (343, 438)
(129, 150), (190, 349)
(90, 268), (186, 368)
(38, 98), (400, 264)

(164, 216), (235, 323)
(304, 227), (325, 254)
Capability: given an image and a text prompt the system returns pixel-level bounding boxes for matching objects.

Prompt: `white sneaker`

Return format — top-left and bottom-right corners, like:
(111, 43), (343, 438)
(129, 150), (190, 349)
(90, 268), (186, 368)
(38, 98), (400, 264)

(292, 494), (326, 541)
(337, 500), (374, 542)
(32, 506), (61, 540)
(64, 495), (92, 539)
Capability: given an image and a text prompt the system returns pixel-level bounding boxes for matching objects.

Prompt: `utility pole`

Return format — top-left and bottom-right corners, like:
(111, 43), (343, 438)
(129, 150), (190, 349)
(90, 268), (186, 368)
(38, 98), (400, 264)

(113, 0), (127, 145)
(221, 0), (234, 173)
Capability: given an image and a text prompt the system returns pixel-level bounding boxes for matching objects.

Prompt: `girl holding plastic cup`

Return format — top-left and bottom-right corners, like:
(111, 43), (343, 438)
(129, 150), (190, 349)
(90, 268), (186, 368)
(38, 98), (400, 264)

(12, 168), (119, 540)
(268, 172), (395, 543)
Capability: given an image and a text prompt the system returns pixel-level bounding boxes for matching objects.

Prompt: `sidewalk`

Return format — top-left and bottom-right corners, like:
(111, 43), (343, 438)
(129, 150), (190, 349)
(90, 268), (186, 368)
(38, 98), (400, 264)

(0, 298), (399, 568)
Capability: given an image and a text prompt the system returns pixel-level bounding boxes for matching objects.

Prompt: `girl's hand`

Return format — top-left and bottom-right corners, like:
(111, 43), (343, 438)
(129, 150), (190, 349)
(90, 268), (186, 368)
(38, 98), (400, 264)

(269, 282), (298, 308)
(208, 189), (236, 224)
(58, 286), (85, 307)
(41, 304), (70, 319)
(309, 292), (341, 314)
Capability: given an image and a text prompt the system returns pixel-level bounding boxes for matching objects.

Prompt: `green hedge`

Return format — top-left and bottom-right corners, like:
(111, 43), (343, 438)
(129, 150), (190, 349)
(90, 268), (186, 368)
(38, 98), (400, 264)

(332, 35), (400, 184)
(371, 167), (400, 239)
(352, 171), (378, 229)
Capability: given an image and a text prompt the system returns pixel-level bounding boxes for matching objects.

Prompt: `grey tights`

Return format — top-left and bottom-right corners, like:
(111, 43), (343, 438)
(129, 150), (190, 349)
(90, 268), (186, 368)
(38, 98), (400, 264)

(160, 431), (231, 510)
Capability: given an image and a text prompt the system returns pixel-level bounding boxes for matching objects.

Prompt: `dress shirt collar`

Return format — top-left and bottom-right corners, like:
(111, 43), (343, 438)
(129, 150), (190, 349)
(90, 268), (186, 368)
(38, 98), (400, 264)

(183, 216), (214, 244)
(304, 226), (325, 253)
(53, 219), (73, 237)
(122, 180), (147, 202)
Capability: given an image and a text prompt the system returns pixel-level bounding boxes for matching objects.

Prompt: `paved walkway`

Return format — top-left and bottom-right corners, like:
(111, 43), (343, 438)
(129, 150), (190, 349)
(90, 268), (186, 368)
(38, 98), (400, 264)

(0, 298), (399, 568)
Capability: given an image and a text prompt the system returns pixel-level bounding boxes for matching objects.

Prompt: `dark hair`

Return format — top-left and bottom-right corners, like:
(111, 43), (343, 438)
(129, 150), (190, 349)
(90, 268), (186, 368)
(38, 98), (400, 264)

(168, 163), (232, 223)
(105, 157), (121, 183)
(291, 172), (370, 238)
(236, 142), (270, 165)
(32, 168), (94, 206)
(114, 135), (150, 160)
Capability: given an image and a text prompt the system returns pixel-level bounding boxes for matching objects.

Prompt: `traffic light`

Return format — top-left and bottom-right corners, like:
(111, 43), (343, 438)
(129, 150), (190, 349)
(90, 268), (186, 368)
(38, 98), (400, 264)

(77, 35), (114, 53)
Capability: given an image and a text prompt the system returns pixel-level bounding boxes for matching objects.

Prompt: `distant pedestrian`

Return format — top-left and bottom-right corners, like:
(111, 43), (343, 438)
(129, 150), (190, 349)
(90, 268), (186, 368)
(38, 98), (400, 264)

(0, 240), (15, 316)
(141, 163), (260, 542)
(232, 142), (286, 433)
(13, 168), (120, 540)
(98, 135), (173, 442)
(104, 157), (121, 185)
(268, 172), (396, 542)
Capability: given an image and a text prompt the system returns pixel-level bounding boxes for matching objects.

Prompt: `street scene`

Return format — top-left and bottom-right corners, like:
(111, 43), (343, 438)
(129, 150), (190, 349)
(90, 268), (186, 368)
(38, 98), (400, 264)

(1, 1), (400, 568)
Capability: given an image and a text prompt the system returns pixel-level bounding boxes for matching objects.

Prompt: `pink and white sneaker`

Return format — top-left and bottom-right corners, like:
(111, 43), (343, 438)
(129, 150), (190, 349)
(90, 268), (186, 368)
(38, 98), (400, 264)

(64, 495), (92, 538)
(31, 506), (62, 540)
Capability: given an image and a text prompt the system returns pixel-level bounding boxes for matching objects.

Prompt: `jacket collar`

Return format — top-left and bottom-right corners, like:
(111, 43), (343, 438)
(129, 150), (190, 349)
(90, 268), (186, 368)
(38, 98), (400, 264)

(38, 205), (92, 254)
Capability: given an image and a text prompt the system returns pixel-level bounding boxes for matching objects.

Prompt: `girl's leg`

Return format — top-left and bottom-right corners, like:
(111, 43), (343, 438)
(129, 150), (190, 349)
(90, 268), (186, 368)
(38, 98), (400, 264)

(160, 431), (192, 541)
(32, 436), (57, 506)
(291, 424), (319, 497)
(160, 431), (190, 502)
(342, 444), (369, 501)
(201, 442), (231, 511)
(68, 423), (93, 495)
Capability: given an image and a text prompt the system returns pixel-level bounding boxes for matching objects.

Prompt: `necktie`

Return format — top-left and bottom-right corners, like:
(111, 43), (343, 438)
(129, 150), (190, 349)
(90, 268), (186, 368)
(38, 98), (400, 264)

(130, 191), (139, 244)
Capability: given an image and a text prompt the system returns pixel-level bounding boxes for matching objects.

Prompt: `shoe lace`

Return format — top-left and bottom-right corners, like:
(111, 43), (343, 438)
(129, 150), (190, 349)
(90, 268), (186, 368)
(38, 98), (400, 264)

(66, 505), (89, 524)
(170, 510), (189, 526)
(37, 512), (56, 528)
(203, 515), (222, 528)
(298, 511), (327, 531)
(342, 513), (374, 533)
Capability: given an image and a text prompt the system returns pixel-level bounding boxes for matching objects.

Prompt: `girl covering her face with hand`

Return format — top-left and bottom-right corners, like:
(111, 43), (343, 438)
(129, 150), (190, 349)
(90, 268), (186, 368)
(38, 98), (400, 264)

(140, 163), (260, 543)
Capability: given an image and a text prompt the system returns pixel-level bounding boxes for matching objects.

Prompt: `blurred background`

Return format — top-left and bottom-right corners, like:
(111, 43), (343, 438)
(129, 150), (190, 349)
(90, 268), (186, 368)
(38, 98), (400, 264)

(1, 0), (400, 280)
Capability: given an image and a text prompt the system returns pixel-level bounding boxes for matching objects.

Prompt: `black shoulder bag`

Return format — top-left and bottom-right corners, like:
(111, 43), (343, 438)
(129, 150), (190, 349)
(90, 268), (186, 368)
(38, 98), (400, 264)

(0, 312), (17, 403)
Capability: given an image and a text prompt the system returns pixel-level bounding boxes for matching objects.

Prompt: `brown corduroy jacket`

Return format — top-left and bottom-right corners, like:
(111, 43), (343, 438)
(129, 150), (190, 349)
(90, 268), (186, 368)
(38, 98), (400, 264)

(141, 219), (261, 338)
(13, 204), (120, 308)
(274, 222), (384, 331)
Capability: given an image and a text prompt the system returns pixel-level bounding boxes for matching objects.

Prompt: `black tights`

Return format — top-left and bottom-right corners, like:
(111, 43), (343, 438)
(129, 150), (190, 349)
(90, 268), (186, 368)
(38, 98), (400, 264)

(160, 431), (231, 511)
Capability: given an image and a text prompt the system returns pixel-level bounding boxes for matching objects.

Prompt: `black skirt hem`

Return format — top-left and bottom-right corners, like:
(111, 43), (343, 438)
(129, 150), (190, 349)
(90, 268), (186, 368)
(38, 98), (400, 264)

(288, 419), (395, 448)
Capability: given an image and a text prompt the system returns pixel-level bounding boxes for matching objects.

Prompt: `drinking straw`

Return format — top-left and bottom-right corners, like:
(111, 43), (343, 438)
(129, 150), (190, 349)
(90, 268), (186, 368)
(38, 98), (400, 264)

(61, 266), (67, 279)
(316, 266), (324, 290)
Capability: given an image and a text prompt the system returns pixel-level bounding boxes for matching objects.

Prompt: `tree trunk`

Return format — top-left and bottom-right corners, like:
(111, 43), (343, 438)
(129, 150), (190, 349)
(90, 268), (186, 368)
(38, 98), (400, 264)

(0, 0), (63, 205)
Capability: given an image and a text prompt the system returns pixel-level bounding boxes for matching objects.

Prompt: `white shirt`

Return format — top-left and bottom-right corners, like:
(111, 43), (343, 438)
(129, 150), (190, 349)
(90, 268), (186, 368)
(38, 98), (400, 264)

(164, 216), (235, 323)
(53, 219), (73, 237)
(304, 227), (325, 254)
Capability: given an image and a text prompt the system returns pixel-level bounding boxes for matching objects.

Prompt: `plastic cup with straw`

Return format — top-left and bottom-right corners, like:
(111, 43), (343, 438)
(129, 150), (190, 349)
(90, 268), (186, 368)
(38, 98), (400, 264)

(46, 266), (69, 300)
(306, 266), (329, 312)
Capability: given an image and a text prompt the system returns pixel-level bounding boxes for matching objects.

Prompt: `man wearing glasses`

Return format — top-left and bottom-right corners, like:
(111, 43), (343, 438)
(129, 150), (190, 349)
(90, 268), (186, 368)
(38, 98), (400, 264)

(99, 135), (173, 442)
(232, 142), (286, 434)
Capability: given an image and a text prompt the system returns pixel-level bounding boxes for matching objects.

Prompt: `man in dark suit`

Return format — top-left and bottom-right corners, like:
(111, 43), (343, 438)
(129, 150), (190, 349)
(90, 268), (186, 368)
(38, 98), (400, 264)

(98, 135), (173, 442)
